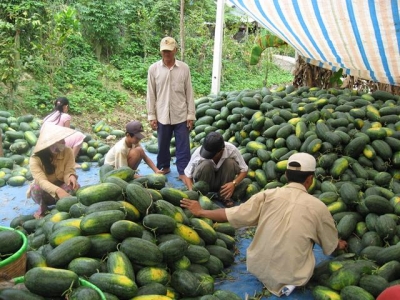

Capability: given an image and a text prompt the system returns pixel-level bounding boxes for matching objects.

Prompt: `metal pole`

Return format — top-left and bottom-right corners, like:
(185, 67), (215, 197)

(211, 0), (225, 95)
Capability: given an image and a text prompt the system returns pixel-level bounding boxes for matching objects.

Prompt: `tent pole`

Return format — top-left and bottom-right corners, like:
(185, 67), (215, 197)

(211, 0), (225, 95)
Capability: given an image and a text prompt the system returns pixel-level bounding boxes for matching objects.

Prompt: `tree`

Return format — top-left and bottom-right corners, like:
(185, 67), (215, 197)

(0, 0), (43, 109)
(76, 0), (128, 61)
(31, 5), (79, 95)
(149, 0), (180, 37)
(123, 0), (154, 58)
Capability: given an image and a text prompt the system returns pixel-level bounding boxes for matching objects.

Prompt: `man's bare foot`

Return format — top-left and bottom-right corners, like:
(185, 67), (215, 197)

(33, 209), (46, 219)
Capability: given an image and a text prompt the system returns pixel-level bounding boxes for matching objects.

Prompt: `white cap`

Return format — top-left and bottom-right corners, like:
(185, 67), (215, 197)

(287, 153), (316, 172)
(160, 37), (177, 51)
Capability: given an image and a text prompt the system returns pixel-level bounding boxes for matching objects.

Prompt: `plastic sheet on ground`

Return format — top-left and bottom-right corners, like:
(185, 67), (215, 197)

(0, 147), (330, 299)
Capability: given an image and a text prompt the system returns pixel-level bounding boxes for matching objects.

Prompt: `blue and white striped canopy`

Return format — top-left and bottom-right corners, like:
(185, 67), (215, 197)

(228, 0), (400, 87)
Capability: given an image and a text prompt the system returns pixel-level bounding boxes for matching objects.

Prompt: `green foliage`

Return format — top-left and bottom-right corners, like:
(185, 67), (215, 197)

(111, 56), (156, 95)
(0, 0), (294, 117)
(68, 89), (128, 115)
(23, 82), (54, 113)
(124, 5), (154, 58)
(221, 61), (293, 92)
(149, 0), (180, 36)
(0, 21), (20, 99)
(65, 34), (94, 58)
(190, 69), (213, 96)
(330, 68), (344, 86)
(276, 44), (296, 57)
(30, 5), (80, 94)
(76, 0), (131, 60)
(0, 0), (45, 108)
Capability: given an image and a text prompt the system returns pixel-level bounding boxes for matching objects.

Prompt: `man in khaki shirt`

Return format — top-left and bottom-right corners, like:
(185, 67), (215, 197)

(146, 37), (196, 179)
(181, 152), (347, 297)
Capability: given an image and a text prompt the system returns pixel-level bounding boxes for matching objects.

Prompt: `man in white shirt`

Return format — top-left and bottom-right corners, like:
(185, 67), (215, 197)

(181, 132), (248, 207)
(104, 121), (161, 176)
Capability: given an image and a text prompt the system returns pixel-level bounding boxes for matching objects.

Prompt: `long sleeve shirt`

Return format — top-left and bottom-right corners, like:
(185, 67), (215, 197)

(30, 148), (77, 198)
(225, 182), (339, 296)
(146, 59), (196, 124)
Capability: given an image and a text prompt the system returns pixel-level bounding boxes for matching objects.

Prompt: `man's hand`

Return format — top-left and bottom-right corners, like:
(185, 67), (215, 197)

(187, 120), (194, 131)
(180, 198), (203, 216)
(155, 169), (165, 174)
(181, 198), (228, 222)
(337, 239), (348, 250)
(219, 182), (235, 200)
(179, 175), (193, 190)
(150, 120), (158, 130)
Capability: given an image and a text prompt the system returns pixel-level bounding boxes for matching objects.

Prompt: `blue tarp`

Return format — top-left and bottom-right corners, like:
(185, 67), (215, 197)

(0, 149), (330, 299)
(228, 0), (400, 86)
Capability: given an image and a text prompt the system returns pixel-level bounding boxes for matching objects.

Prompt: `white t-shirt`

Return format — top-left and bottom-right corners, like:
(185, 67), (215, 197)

(184, 142), (248, 178)
(104, 137), (137, 169)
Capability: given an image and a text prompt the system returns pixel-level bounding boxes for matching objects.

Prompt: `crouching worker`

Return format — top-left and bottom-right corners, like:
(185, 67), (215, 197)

(28, 124), (81, 218)
(181, 152), (347, 297)
(180, 132), (248, 207)
(104, 120), (163, 177)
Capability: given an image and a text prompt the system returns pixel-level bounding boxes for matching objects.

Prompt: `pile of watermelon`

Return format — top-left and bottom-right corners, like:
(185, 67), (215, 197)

(185, 86), (400, 299)
(6, 168), (242, 299)
(2, 84), (400, 298)
(0, 113), (124, 187)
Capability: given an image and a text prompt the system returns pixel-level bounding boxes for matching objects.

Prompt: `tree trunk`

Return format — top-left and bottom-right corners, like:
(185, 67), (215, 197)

(95, 43), (102, 62)
(180, 0), (185, 61)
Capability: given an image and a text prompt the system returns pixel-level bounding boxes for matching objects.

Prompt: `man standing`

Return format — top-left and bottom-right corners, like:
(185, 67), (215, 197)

(146, 37), (196, 178)
(180, 132), (248, 207)
(181, 152), (347, 296)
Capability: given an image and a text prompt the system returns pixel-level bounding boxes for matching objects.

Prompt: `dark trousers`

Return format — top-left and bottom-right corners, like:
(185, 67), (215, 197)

(193, 158), (240, 192)
(157, 121), (190, 175)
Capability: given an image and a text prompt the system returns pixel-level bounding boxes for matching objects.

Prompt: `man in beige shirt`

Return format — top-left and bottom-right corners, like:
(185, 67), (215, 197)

(181, 152), (347, 297)
(146, 37), (196, 179)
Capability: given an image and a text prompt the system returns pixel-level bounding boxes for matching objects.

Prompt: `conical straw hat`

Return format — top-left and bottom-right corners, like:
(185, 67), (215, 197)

(33, 123), (77, 153)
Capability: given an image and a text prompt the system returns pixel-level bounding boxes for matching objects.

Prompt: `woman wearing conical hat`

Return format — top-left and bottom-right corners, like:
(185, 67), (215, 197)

(28, 123), (81, 218)
(42, 97), (86, 169)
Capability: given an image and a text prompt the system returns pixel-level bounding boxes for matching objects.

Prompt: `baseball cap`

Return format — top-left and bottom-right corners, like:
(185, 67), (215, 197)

(160, 37), (177, 51)
(287, 153), (316, 172)
(126, 121), (145, 139)
(200, 132), (225, 159)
